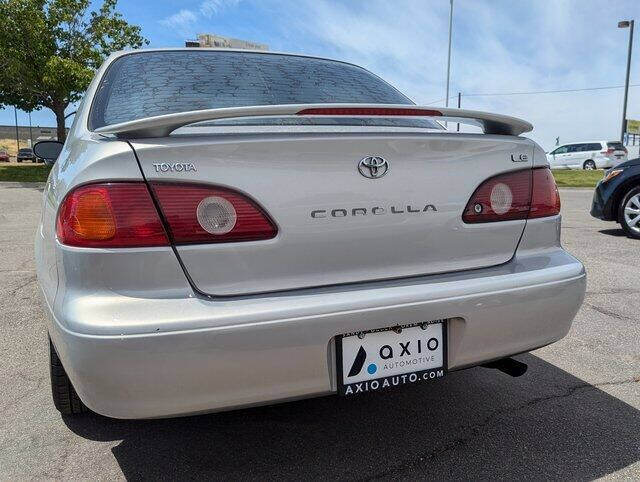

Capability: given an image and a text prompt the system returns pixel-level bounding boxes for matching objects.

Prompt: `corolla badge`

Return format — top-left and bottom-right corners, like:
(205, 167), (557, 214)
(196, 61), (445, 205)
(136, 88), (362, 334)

(358, 156), (389, 179)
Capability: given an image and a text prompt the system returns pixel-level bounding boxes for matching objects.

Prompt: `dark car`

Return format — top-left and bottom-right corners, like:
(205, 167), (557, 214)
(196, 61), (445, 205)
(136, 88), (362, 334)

(0, 150), (9, 162)
(591, 157), (640, 239)
(16, 147), (37, 162)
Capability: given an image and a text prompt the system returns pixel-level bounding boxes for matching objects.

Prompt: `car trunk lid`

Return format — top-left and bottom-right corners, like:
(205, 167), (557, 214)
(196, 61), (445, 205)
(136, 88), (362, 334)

(130, 130), (534, 296)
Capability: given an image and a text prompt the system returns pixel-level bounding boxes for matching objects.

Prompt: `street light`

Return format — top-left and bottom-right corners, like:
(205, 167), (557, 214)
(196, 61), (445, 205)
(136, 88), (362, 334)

(28, 111), (33, 148)
(445, 0), (454, 109)
(445, 0), (454, 129)
(618, 19), (634, 143)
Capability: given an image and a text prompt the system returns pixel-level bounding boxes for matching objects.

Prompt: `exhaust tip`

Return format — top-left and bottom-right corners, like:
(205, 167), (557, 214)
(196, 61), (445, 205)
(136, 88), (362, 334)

(482, 357), (528, 377)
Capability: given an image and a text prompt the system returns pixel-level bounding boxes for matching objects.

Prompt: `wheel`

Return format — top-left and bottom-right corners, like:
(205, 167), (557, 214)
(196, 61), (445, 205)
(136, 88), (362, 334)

(583, 160), (596, 170)
(32, 158), (37, 163)
(49, 336), (88, 415)
(619, 186), (640, 240)
(17, 159), (22, 163)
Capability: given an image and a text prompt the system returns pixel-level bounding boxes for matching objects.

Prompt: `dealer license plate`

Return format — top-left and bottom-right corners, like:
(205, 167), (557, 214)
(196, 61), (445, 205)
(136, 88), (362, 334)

(336, 321), (446, 396)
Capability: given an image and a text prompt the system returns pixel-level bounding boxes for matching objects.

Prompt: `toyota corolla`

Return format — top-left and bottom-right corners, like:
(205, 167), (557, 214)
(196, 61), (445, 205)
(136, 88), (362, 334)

(34, 49), (586, 418)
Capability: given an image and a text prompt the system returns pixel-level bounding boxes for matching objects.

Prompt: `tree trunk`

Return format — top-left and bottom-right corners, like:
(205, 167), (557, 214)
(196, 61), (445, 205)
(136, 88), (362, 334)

(52, 103), (68, 143)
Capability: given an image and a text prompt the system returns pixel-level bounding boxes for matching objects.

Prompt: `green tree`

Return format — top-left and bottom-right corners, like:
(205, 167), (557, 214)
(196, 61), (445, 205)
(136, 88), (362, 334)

(0, 0), (147, 142)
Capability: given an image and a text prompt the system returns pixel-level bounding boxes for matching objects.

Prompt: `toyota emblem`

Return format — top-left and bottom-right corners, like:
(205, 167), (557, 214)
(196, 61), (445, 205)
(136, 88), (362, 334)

(358, 156), (389, 179)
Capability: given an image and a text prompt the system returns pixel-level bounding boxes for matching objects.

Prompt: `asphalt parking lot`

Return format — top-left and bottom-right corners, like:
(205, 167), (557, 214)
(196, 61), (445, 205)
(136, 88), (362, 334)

(1, 183), (638, 480)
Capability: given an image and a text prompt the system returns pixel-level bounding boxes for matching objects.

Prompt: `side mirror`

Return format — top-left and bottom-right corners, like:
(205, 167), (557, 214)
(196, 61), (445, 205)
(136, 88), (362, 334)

(33, 141), (63, 163)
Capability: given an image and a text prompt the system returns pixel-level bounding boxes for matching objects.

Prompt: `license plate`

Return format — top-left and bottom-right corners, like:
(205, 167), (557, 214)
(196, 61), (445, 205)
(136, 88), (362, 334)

(336, 321), (446, 396)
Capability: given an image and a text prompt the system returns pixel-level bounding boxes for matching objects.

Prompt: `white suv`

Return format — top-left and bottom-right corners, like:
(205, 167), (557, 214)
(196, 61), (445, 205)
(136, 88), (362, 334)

(547, 141), (627, 170)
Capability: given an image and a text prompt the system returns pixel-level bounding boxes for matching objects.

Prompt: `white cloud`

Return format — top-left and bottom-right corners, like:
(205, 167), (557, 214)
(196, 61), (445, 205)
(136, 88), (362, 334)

(200, 0), (241, 18)
(160, 0), (242, 37)
(159, 9), (198, 35)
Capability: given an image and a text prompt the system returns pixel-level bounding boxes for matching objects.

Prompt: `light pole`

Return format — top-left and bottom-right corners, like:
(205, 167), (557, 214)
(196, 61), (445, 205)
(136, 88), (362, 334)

(14, 107), (20, 153)
(28, 111), (33, 147)
(456, 92), (461, 131)
(618, 19), (634, 143)
(445, 0), (454, 110)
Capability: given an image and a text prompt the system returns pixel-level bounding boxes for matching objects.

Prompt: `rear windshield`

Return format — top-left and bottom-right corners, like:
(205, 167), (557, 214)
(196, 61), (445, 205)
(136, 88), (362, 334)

(89, 50), (440, 130)
(607, 142), (625, 149)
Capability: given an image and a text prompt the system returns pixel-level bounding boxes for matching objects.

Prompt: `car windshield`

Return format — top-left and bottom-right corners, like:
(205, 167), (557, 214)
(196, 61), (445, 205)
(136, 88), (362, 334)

(19, 148), (32, 153)
(607, 142), (624, 149)
(89, 50), (440, 131)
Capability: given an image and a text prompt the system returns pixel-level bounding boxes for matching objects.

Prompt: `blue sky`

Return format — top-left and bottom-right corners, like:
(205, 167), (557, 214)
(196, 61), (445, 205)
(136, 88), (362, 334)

(2, 0), (638, 149)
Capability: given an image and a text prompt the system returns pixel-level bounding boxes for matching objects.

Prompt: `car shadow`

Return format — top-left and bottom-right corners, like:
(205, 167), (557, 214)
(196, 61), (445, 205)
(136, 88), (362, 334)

(599, 228), (628, 237)
(62, 354), (639, 480)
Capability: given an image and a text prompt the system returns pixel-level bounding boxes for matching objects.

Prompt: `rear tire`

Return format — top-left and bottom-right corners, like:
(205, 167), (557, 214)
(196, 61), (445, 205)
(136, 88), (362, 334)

(619, 186), (640, 240)
(49, 336), (88, 415)
(583, 160), (596, 170)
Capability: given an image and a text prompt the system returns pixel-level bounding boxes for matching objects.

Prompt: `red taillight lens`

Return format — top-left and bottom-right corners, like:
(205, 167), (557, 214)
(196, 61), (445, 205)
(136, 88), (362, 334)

(529, 167), (561, 218)
(151, 183), (277, 244)
(462, 170), (532, 223)
(57, 183), (169, 247)
(463, 168), (560, 223)
(296, 107), (443, 117)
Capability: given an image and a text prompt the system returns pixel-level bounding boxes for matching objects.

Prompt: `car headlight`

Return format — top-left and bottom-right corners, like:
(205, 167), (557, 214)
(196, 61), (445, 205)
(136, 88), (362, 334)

(602, 168), (624, 183)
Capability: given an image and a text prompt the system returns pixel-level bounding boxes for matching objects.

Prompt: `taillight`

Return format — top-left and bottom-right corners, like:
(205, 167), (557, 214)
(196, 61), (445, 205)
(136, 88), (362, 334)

(57, 183), (169, 247)
(462, 170), (532, 223)
(151, 183), (277, 244)
(463, 168), (560, 223)
(529, 168), (561, 219)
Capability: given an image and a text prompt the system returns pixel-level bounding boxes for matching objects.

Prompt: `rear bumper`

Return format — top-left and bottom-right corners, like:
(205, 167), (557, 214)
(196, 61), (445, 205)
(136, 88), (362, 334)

(46, 244), (586, 419)
(597, 157), (617, 169)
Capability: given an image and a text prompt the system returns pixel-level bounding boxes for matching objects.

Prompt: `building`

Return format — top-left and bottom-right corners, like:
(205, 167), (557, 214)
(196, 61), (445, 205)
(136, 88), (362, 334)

(185, 33), (268, 51)
(0, 125), (63, 148)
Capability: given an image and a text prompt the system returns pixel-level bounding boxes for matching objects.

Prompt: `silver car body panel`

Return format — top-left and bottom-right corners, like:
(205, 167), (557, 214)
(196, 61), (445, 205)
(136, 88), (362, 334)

(35, 49), (586, 418)
(132, 133), (534, 295)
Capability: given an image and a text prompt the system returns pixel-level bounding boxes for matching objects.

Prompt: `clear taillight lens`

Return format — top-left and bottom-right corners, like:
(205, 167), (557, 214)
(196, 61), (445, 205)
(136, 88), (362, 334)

(56, 183), (169, 247)
(463, 168), (560, 223)
(151, 183), (277, 244)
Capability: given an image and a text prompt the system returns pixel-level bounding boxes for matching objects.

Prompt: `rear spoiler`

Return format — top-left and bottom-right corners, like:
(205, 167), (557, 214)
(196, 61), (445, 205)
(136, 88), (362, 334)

(94, 104), (533, 138)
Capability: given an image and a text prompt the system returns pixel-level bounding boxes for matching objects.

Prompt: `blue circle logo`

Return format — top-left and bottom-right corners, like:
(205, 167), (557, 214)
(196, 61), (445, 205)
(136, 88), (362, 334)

(367, 363), (377, 375)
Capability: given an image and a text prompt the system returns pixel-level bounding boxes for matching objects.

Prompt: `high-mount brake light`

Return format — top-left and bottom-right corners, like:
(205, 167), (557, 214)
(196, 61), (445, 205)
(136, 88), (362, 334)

(56, 183), (169, 248)
(151, 183), (277, 244)
(463, 167), (560, 223)
(296, 107), (443, 117)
